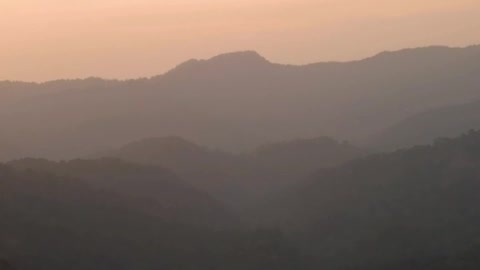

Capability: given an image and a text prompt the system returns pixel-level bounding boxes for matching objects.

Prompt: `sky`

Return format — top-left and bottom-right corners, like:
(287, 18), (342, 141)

(1, 0), (479, 82)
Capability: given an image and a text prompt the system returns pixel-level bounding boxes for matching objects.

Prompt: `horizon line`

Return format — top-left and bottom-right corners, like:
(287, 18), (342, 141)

(2, 44), (478, 84)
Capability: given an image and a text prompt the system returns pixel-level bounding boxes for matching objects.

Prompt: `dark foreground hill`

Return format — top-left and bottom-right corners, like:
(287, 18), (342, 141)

(1, 45), (480, 160)
(256, 130), (480, 269)
(8, 158), (235, 228)
(0, 161), (306, 270)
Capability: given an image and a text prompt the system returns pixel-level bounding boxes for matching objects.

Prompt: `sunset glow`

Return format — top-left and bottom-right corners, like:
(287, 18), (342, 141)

(1, 0), (479, 81)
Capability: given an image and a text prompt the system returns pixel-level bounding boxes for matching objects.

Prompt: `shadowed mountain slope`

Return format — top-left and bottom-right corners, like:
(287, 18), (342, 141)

(102, 137), (255, 206)
(253, 136), (366, 178)
(102, 136), (364, 208)
(0, 162), (306, 270)
(371, 99), (480, 150)
(8, 158), (235, 228)
(256, 130), (480, 269)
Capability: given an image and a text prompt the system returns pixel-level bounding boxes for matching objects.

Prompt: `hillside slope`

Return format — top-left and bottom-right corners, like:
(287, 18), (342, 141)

(103, 136), (364, 208)
(258, 130), (480, 269)
(8, 158), (235, 228)
(0, 162), (306, 270)
(371, 99), (480, 150)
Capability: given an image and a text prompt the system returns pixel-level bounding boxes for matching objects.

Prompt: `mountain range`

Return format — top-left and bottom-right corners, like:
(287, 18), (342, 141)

(3, 44), (480, 269)
(1, 45), (480, 160)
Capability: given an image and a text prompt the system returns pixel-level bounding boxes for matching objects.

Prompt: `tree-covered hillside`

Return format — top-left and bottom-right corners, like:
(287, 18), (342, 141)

(0, 161), (306, 270)
(258, 130), (480, 269)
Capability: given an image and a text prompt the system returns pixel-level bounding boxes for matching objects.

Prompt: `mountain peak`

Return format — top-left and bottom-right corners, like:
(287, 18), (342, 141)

(208, 50), (268, 63)
(161, 50), (271, 79)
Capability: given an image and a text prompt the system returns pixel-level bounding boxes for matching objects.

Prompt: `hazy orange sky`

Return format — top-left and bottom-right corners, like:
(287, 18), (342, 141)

(1, 0), (479, 81)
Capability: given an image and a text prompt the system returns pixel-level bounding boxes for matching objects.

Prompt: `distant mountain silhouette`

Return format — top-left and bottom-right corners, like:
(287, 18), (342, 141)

(256, 130), (480, 269)
(371, 99), (480, 150)
(1, 45), (479, 160)
(103, 136), (364, 209)
(164, 51), (270, 77)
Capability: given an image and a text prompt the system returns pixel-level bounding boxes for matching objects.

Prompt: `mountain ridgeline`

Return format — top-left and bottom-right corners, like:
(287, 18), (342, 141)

(372, 100), (480, 150)
(101, 136), (364, 208)
(1, 45), (480, 160)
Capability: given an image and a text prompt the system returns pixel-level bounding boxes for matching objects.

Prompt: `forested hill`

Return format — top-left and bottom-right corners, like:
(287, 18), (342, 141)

(0, 161), (307, 270)
(257, 130), (480, 269)
(8, 158), (236, 228)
